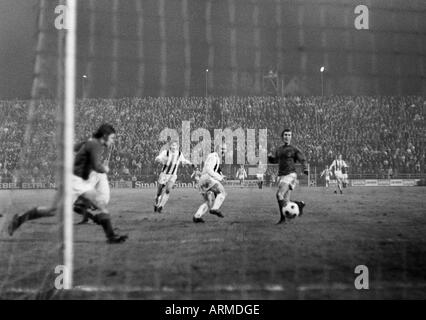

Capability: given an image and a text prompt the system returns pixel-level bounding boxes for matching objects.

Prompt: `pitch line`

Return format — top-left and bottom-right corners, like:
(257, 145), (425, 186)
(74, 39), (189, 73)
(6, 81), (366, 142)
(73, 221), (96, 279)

(4, 282), (426, 296)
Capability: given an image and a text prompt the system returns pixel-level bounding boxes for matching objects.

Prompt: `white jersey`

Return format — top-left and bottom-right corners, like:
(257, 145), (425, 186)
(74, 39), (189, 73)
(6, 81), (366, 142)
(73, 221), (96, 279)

(236, 168), (247, 179)
(320, 168), (331, 179)
(202, 152), (223, 181)
(156, 149), (191, 176)
(329, 159), (347, 173)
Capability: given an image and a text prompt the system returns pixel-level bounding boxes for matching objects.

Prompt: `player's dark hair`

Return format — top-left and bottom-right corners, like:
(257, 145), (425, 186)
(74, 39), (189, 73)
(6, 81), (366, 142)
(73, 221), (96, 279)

(281, 129), (292, 138)
(93, 123), (116, 139)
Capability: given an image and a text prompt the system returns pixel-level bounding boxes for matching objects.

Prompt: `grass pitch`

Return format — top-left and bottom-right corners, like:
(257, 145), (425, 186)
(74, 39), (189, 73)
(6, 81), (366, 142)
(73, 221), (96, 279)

(0, 186), (425, 299)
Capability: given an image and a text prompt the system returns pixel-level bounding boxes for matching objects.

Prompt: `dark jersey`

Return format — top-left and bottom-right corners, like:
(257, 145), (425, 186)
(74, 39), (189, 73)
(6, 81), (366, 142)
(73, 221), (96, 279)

(268, 144), (307, 176)
(73, 139), (106, 180)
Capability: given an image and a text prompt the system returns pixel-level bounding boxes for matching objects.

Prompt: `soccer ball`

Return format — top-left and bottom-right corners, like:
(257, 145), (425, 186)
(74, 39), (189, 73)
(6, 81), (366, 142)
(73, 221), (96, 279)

(282, 201), (300, 219)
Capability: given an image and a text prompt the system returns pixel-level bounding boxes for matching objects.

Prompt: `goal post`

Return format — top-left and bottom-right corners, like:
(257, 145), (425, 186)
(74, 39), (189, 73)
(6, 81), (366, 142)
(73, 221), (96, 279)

(61, 0), (77, 290)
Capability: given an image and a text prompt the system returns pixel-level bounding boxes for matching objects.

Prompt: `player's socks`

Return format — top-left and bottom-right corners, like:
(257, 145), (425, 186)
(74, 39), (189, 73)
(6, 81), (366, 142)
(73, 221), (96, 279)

(74, 203), (95, 225)
(159, 193), (169, 208)
(211, 193), (225, 211)
(194, 203), (209, 219)
(8, 207), (45, 236)
(276, 199), (286, 224)
(277, 199), (285, 212)
(95, 213), (119, 240)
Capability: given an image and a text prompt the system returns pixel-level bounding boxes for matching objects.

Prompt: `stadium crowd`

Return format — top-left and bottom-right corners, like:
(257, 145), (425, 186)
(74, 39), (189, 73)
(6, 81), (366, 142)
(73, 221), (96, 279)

(0, 96), (425, 183)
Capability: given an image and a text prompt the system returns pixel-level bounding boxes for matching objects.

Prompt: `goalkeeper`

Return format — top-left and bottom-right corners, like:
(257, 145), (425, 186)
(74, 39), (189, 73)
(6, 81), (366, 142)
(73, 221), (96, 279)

(8, 124), (127, 244)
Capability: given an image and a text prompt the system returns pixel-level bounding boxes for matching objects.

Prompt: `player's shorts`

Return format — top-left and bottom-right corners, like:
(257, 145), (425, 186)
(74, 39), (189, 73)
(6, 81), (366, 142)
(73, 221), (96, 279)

(71, 174), (94, 204)
(87, 171), (110, 204)
(256, 174), (264, 181)
(158, 172), (177, 185)
(199, 174), (223, 195)
(238, 175), (245, 180)
(277, 172), (298, 190)
(334, 170), (344, 181)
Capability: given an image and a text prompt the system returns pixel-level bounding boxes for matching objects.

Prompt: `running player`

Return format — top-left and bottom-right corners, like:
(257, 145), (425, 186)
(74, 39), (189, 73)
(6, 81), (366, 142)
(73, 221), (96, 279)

(73, 137), (112, 225)
(256, 161), (267, 189)
(268, 129), (308, 224)
(8, 124), (127, 244)
(235, 164), (247, 186)
(191, 165), (202, 189)
(193, 143), (227, 223)
(154, 140), (193, 213)
(329, 154), (348, 194)
(320, 165), (331, 188)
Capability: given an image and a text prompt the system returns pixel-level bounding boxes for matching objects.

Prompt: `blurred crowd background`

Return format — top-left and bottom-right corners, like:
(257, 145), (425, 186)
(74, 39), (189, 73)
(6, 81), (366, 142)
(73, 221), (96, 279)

(0, 96), (425, 184)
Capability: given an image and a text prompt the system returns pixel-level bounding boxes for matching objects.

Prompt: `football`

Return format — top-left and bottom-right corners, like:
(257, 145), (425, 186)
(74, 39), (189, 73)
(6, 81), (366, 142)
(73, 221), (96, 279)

(282, 201), (300, 219)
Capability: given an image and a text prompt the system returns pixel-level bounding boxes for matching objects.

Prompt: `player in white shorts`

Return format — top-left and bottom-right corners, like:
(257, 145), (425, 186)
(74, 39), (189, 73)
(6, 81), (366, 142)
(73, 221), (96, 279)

(73, 138), (112, 224)
(8, 124), (127, 244)
(329, 154), (348, 194)
(193, 143), (227, 223)
(74, 170), (111, 224)
(154, 140), (193, 213)
(235, 164), (247, 186)
(268, 129), (308, 224)
(320, 166), (331, 188)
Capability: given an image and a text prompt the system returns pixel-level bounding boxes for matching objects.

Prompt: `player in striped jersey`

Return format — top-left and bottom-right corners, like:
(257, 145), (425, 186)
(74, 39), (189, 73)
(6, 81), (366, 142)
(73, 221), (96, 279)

(193, 143), (227, 223)
(154, 141), (193, 213)
(329, 154), (348, 194)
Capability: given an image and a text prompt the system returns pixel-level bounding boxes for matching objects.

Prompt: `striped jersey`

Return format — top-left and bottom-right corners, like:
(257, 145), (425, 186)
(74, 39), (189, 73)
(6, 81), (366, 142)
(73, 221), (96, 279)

(156, 149), (191, 176)
(202, 152), (223, 181)
(329, 159), (347, 173)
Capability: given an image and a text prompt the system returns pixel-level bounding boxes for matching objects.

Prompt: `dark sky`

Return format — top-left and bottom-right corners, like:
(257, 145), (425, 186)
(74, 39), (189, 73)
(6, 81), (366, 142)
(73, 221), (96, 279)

(0, 0), (37, 100)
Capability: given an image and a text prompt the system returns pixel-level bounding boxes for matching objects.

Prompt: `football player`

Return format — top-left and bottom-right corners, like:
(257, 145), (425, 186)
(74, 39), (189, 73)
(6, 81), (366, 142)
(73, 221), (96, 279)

(8, 124), (127, 243)
(193, 143), (227, 223)
(235, 164), (247, 186)
(329, 154), (348, 194)
(320, 165), (331, 188)
(154, 140), (193, 213)
(268, 129), (307, 224)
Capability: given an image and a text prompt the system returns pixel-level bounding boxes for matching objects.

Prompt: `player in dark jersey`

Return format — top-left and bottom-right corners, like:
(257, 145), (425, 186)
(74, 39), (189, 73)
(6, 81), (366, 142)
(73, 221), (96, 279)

(268, 129), (308, 224)
(8, 124), (127, 244)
